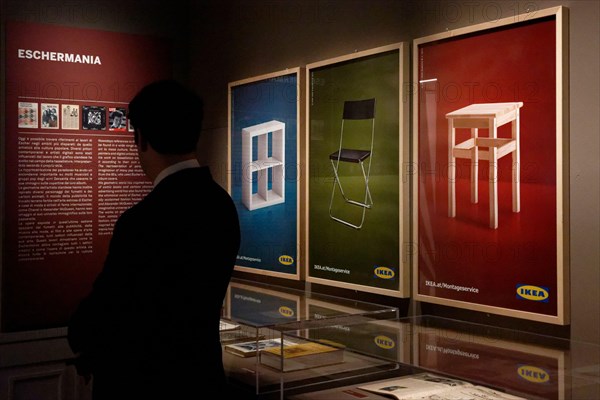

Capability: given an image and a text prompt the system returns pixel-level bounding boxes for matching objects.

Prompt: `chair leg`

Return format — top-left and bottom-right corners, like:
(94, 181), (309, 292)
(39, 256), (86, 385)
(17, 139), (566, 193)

(358, 160), (373, 208)
(328, 159), (371, 230)
(329, 159), (342, 218)
(330, 160), (372, 209)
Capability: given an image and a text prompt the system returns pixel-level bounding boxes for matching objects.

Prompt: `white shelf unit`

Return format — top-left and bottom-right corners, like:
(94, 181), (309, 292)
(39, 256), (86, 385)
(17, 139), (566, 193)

(241, 120), (285, 211)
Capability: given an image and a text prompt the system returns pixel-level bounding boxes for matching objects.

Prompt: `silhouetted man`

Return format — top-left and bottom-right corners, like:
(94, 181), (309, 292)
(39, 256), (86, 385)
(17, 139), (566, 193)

(68, 80), (240, 399)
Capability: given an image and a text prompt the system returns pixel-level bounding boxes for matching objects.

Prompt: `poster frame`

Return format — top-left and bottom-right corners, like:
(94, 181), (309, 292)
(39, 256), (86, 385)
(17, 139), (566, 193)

(305, 42), (410, 298)
(227, 67), (305, 281)
(411, 6), (570, 324)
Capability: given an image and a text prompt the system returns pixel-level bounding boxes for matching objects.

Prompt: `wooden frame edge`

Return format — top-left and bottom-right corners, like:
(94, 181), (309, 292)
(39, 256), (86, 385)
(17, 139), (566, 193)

(413, 6), (565, 46)
(413, 292), (566, 325)
(306, 275), (405, 299)
(556, 5), (570, 326)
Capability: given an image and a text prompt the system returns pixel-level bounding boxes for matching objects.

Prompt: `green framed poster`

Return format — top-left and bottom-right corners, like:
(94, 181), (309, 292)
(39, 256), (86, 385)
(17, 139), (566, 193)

(305, 43), (409, 297)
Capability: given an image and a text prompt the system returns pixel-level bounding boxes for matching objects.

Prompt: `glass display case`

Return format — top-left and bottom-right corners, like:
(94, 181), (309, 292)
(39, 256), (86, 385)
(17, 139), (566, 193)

(221, 280), (596, 400)
(220, 278), (400, 396)
(219, 280), (599, 399)
(277, 316), (600, 400)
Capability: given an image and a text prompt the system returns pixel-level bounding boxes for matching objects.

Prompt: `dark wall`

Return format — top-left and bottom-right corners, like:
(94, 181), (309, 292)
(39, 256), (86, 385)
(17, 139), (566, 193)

(1, 0), (190, 79)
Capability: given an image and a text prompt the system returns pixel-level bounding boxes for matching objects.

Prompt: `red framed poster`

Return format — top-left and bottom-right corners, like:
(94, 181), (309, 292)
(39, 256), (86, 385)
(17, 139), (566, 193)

(412, 7), (569, 324)
(2, 21), (171, 333)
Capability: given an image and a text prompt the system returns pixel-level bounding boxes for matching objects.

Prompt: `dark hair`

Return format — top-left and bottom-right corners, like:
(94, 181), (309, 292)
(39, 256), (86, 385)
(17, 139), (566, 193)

(128, 79), (204, 154)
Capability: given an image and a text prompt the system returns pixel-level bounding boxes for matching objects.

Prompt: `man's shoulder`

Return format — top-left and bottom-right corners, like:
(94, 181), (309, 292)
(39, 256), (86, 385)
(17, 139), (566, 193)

(156, 167), (233, 203)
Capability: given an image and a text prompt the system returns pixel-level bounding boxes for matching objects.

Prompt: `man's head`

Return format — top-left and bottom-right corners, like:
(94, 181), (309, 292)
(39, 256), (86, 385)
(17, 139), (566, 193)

(128, 79), (204, 155)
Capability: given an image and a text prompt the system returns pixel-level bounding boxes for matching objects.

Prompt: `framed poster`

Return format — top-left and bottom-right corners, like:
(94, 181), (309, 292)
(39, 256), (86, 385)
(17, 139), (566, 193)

(306, 43), (409, 297)
(413, 7), (569, 324)
(2, 21), (171, 334)
(228, 68), (304, 280)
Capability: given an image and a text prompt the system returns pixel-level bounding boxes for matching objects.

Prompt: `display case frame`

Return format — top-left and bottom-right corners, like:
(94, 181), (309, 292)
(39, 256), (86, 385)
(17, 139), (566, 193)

(412, 6), (570, 324)
(228, 68), (305, 280)
(305, 42), (410, 298)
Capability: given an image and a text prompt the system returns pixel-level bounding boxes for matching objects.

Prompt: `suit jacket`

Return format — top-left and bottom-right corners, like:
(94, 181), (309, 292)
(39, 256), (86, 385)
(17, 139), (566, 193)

(68, 167), (240, 398)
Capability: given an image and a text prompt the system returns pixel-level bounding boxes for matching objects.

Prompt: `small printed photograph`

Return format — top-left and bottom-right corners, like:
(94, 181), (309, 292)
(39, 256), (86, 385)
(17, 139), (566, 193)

(41, 103), (59, 129)
(82, 105), (106, 130)
(18, 102), (38, 128)
(61, 104), (80, 130)
(381, 386), (406, 392)
(109, 107), (127, 131)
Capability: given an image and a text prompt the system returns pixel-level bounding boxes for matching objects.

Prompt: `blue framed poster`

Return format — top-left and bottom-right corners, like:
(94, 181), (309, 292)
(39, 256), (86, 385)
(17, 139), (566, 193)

(228, 68), (303, 279)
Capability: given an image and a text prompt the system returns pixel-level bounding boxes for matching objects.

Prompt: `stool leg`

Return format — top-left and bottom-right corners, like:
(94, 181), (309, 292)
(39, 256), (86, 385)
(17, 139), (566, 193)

(489, 119), (498, 229)
(448, 119), (456, 218)
(471, 128), (479, 203)
(512, 111), (521, 213)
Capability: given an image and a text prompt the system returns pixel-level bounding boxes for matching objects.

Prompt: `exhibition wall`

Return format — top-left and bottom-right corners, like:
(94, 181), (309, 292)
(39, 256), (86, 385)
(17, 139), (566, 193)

(0, 0), (190, 338)
(187, 0), (599, 343)
(0, 0), (598, 343)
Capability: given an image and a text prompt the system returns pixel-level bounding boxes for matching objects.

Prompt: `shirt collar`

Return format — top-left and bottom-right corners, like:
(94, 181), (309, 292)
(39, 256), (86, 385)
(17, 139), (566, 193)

(153, 159), (200, 187)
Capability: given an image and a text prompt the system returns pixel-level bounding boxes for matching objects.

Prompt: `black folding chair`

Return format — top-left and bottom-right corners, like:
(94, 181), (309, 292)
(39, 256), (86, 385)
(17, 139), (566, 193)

(328, 98), (376, 229)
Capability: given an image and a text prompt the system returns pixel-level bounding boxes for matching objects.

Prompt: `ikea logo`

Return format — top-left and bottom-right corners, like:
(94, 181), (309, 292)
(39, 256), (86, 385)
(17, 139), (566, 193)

(516, 284), (549, 303)
(374, 266), (395, 280)
(278, 306), (294, 318)
(374, 335), (395, 350)
(518, 365), (550, 383)
(279, 255), (294, 266)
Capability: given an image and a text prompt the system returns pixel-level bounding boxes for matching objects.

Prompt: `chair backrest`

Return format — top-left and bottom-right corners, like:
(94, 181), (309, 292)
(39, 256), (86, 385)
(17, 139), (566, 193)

(343, 98), (376, 120)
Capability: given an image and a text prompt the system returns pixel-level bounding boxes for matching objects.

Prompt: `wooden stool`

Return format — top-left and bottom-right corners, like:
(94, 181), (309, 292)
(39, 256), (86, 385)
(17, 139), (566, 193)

(446, 102), (523, 229)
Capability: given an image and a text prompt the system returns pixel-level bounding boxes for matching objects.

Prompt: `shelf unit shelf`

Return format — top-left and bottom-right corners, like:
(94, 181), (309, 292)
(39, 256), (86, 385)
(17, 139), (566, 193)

(242, 120), (286, 211)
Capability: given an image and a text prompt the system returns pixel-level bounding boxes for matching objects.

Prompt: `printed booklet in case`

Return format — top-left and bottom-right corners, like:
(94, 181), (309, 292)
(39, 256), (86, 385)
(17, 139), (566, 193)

(358, 373), (526, 400)
(260, 340), (345, 372)
(225, 338), (296, 358)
